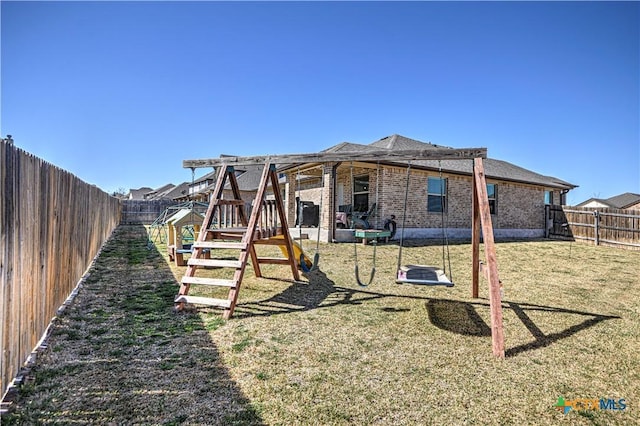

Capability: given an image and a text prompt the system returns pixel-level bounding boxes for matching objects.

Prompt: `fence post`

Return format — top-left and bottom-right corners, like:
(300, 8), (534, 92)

(594, 211), (600, 246)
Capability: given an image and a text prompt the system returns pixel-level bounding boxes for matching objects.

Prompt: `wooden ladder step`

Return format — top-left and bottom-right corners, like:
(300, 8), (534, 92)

(187, 258), (243, 268)
(253, 237), (287, 246)
(213, 199), (245, 205)
(257, 257), (293, 265)
(193, 241), (246, 250)
(181, 276), (237, 287)
(212, 227), (247, 234)
(174, 295), (232, 308)
(207, 231), (244, 241)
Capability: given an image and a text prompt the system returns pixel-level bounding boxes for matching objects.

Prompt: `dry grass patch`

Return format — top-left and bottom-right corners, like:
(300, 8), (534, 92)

(3, 227), (639, 425)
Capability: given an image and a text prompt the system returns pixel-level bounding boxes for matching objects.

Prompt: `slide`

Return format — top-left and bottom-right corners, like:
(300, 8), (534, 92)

(271, 235), (313, 270)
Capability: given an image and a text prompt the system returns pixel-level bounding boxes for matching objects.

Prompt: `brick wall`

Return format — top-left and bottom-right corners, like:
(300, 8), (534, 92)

(494, 182), (546, 229)
(380, 167), (470, 228)
(381, 167), (551, 231)
(283, 163), (553, 238)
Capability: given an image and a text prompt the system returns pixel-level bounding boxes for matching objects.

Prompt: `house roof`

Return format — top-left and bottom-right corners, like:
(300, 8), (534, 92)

(233, 165), (267, 191)
(196, 134), (577, 192)
(128, 187), (154, 200)
(577, 192), (640, 208)
(166, 208), (204, 226)
(193, 170), (217, 184)
(164, 182), (191, 200)
(322, 134), (577, 190)
(146, 183), (176, 200)
(190, 164), (268, 196)
(606, 192), (640, 209)
(188, 155), (271, 195)
(369, 134), (450, 151)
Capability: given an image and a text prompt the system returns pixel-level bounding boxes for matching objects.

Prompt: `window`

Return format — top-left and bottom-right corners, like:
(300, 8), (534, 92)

(337, 183), (344, 207)
(353, 175), (369, 212)
(544, 190), (553, 205)
(427, 177), (447, 212)
(487, 183), (497, 214)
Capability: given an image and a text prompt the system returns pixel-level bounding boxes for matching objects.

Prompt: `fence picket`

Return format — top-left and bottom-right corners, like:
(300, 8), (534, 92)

(0, 140), (120, 399)
(547, 205), (640, 249)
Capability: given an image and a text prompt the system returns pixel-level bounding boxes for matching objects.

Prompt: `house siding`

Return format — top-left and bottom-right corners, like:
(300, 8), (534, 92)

(285, 164), (556, 241)
(185, 163), (565, 241)
(497, 183), (546, 229)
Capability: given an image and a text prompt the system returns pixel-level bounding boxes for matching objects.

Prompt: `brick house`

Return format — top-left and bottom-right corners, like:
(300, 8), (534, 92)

(279, 134), (577, 242)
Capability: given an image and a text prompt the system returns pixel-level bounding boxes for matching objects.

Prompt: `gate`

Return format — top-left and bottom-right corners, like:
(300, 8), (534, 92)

(546, 205), (640, 249)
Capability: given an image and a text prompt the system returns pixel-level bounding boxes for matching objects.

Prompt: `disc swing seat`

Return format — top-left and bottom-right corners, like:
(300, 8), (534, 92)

(395, 161), (454, 287)
(396, 265), (453, 287)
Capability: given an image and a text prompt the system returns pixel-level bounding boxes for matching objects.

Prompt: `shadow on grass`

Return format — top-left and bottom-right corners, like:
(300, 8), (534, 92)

(426, 299), (492, 336)
(501, 300), (620, 358)
(3, 224), (264, 426)
(233, 271), (342, 318)
(426, 298), (620, 358)
(234, 270), (620, 359)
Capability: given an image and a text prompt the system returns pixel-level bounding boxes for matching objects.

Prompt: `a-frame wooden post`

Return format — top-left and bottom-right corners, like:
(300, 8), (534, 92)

(472, 158), (505, 358)
(175, 162), (300, 319)
(267, 164), (301, 283)
(175, 165), (253, 315)
(223, 163), (271, 318)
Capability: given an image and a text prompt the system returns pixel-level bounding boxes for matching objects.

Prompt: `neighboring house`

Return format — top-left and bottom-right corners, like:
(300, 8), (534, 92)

(144, 183), (176, 200)
(176, 164), (267, 203)
(163, 182), (191, 201)
(127, 187), (154, 200)
(177, 170), (217, 202)
(123, 185), (177, 224)
(576, 192), (640, 210)
(277, 134), (577, 241)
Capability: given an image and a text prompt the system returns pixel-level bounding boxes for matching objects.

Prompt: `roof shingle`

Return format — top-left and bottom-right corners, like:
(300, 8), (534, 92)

(324, 134), (576, 190)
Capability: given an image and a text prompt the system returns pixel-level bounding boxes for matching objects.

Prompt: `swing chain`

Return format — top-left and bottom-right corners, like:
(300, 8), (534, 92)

(396, 162), (412, 272)
(438, 160), (453, 282)
(351, 161), (377, 287)
(310, 165), (324, 271)
(296, 166), (321, 273)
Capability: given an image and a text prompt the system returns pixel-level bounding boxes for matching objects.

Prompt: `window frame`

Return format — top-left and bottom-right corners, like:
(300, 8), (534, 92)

(427, 176), (447, 213)
(487, 183), (497, 215)
(352, 174), (370, 213)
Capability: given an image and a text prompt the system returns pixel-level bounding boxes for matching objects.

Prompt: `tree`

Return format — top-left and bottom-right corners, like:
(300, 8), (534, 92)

(111, 187), (128, 198)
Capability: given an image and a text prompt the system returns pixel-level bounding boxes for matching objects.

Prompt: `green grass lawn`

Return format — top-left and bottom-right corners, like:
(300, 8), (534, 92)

(3, 225), (638, 425)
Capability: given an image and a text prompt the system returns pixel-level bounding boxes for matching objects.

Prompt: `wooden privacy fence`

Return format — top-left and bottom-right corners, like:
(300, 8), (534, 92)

(546, 205), (640, 249)
(1, 141), (121, 399)
(121, 199), (176, 224)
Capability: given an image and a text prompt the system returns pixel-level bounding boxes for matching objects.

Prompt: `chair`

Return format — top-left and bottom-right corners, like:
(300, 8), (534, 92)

(336, 204), (352, 228)
(351, 203), (376, 229)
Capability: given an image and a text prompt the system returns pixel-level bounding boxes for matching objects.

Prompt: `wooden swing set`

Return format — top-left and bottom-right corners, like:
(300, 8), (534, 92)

(176, 147), (505, 358)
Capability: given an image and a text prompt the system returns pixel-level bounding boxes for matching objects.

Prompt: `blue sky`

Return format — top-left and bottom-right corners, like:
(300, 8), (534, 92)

(1, 1), (638, 205)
